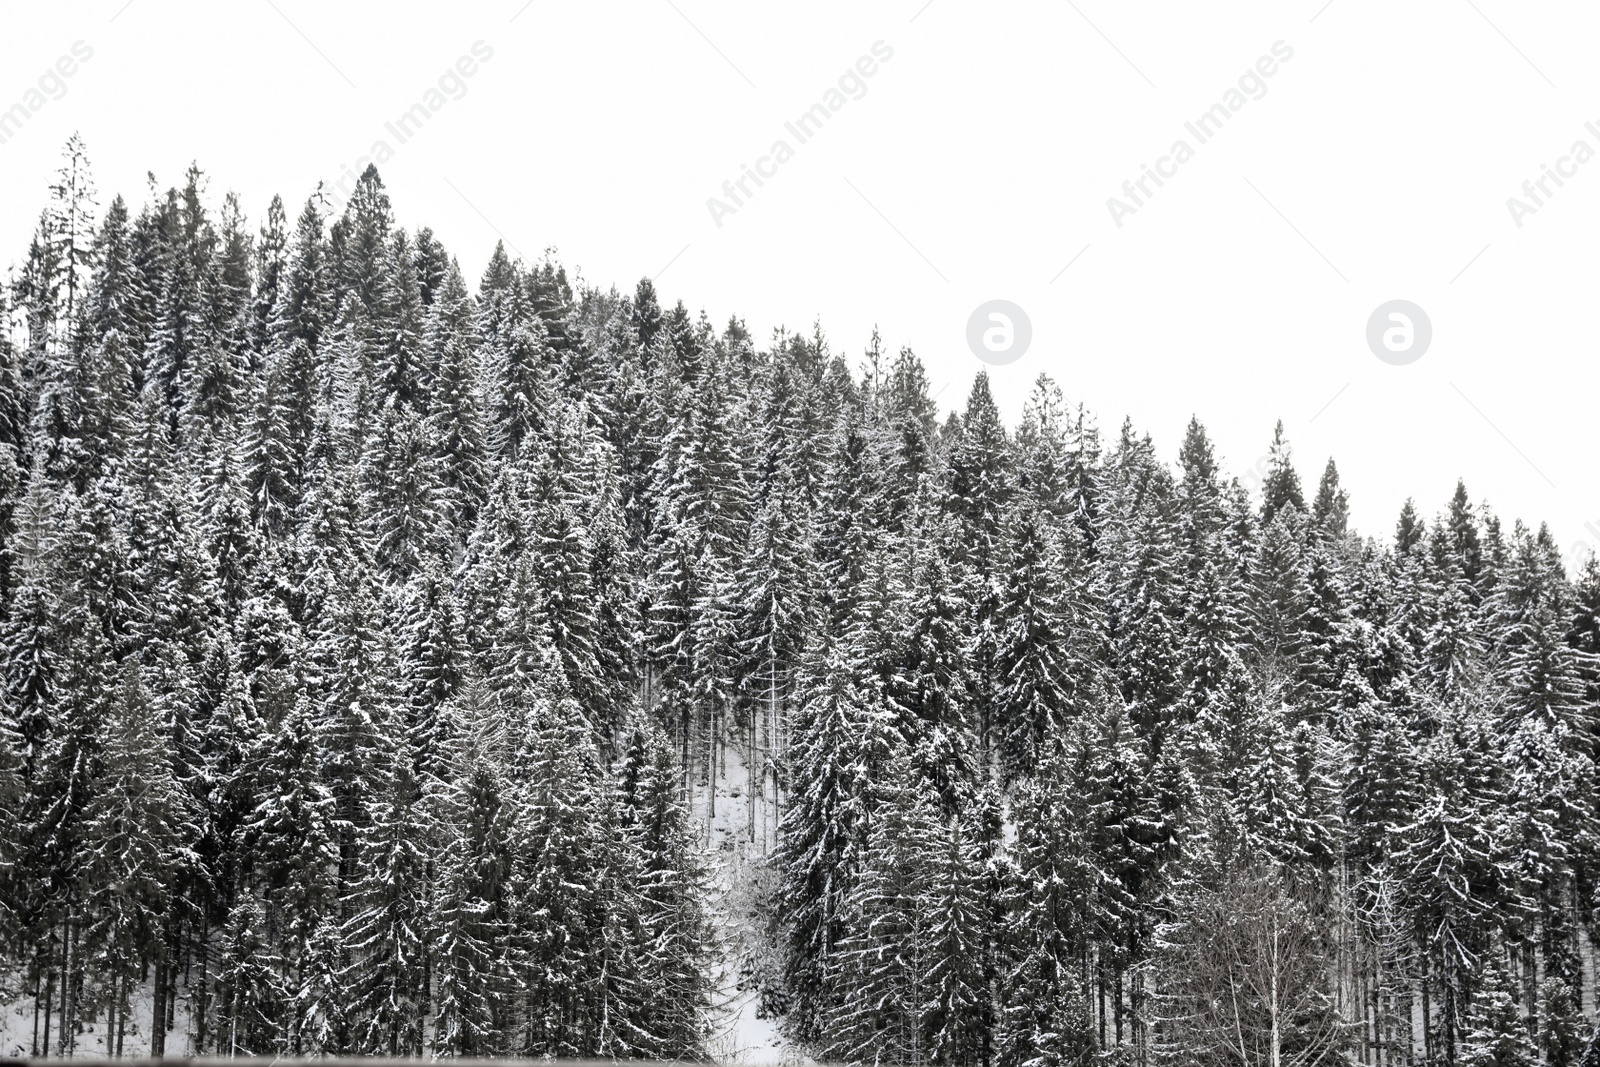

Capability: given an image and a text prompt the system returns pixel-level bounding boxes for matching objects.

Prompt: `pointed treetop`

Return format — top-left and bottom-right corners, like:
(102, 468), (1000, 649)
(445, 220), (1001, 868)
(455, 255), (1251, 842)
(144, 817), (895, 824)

(1260, 419), (1305, 526)
(1311, 457), (1349, 537)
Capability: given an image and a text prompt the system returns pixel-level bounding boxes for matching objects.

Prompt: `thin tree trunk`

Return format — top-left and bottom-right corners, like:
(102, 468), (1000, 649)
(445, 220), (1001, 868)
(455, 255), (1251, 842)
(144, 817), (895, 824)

(747, 705), (755, 844)
(32, 966), (42, 1056)
(166, 937), (178, 1036)
(1420, 962), (1431, 1067)
(1406, 971), (1417, 1067)
(1269, 914), (1281, 1067)
(768, 656), (778, 854)
(680, 702), (690, 805)
(1370, 946), (1382, 1067)
(1448, 967), (1459, 1067)
(420, 942), (432, 1058)
(151, 950), (167, 1057)
(1097, 950), (1106, 1050)
(194, 920), (209, 1054)
(117, 968), (128, 1057)
(42, 967), (55, 1058)
(61, 920), (75, 1056)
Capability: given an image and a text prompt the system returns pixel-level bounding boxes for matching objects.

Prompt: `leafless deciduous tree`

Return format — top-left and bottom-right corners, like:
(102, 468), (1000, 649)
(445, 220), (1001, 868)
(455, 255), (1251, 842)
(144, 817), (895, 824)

(1153, 865), (1349, 1067)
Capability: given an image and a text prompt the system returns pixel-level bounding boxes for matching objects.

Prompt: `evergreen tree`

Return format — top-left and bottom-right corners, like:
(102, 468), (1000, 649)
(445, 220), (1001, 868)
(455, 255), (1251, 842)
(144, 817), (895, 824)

(999, 733), (1099, 1067)
(1260, 419), (1305, 526)
(78, 662), (182, 1055)
(995, 502), (1085, 780)
(431, 695), (514, 1056)
(826, 758), (940, 1065)
(214, 893), (287, 1056)
(922, 809), (991, 1067)
(775, 638), (900, 1041)
(341, 758), (432, 1055)
(618, 710), (713, 1057)
(1460, 959), (1535, 1067)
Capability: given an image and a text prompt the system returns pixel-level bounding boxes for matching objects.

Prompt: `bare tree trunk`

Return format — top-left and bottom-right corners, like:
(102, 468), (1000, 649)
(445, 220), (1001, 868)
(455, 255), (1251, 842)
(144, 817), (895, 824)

(42, 967), (55, 1058)
(420, 940), (432, 1058)
(1098, 950), (1107, 1051)
(167, 938), (179, 1037)
(32, 966), (42, 1056)
(1114, 964), (1124, 1047)
(151, 947), (167, 1057)
(117, 968), (128, 1057)
(707, 699), (717, 824)
(680, 697), (691, 806)
(1420, 961), (1431, 1067)
(64, 921), (81, 1062)
(748, 707), (756, 844)
(194, 920), (210, 1054)
(1407, 974), (1418, 1066)
(1269, 912), (1281, 1067)
(1369, 946), (1381, 1066)
(61, 919), (75, 1056)
(227, 960), (242, 1057)
(767, 657), (779, 854)
(106, 973), (117, 1059)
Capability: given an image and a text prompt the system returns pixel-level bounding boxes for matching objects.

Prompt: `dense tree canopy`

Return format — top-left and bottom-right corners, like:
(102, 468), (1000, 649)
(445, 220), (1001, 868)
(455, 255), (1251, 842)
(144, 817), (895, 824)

(1, 142), (1596, 1065)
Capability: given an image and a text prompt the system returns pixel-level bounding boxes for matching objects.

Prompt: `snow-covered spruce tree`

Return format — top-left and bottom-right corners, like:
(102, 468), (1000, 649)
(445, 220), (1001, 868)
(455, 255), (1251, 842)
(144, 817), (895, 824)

(893, 512), (977, 813)
(504, 673), (629, 1057)
(429, 689), (514, 1057)
(1459, 958), (1536, 1067)
(774, 633), (901, 1043)
(824, 754), (940, 1065)
(340, 755), (433, 1055)
(1099, 422), (1185, 754)
(213, 892), (285, 1056)
(1395, 698), (1518, 1064)
(997, 732), (1098, 1067)
(921, 802), (993, 1067)
(617, 707), (714, 1057)
(244, 693), (338, 1052)
(78, 660), (183, 1055)
(940, 372), (1013, 760)
(734, 459), (814, 843)
(994, 500), (1086, 782)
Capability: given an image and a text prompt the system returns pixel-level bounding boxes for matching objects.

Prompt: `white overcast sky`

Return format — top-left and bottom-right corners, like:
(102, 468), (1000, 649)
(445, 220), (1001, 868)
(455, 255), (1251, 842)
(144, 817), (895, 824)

(2, 1), (1596, 564)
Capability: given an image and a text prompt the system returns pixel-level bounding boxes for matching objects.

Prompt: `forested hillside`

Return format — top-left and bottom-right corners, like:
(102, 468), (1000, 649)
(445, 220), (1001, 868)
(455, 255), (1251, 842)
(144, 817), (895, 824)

(2, 139), (1598, 1066)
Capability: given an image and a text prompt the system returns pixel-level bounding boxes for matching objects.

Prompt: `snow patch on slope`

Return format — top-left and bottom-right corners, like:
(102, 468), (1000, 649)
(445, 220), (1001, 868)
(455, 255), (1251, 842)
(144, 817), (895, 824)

(698, 739), (803, 1067)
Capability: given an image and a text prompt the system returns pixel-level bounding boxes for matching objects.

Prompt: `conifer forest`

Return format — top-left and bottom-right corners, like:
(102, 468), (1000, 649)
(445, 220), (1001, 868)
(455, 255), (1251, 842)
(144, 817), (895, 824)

(1, 139), (1598, 1066)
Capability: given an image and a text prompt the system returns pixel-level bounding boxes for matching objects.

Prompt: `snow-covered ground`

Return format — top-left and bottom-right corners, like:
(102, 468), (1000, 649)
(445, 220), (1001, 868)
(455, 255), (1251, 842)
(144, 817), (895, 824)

(697, 738), (802, 1067)
(1, 979), (190, 1059)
